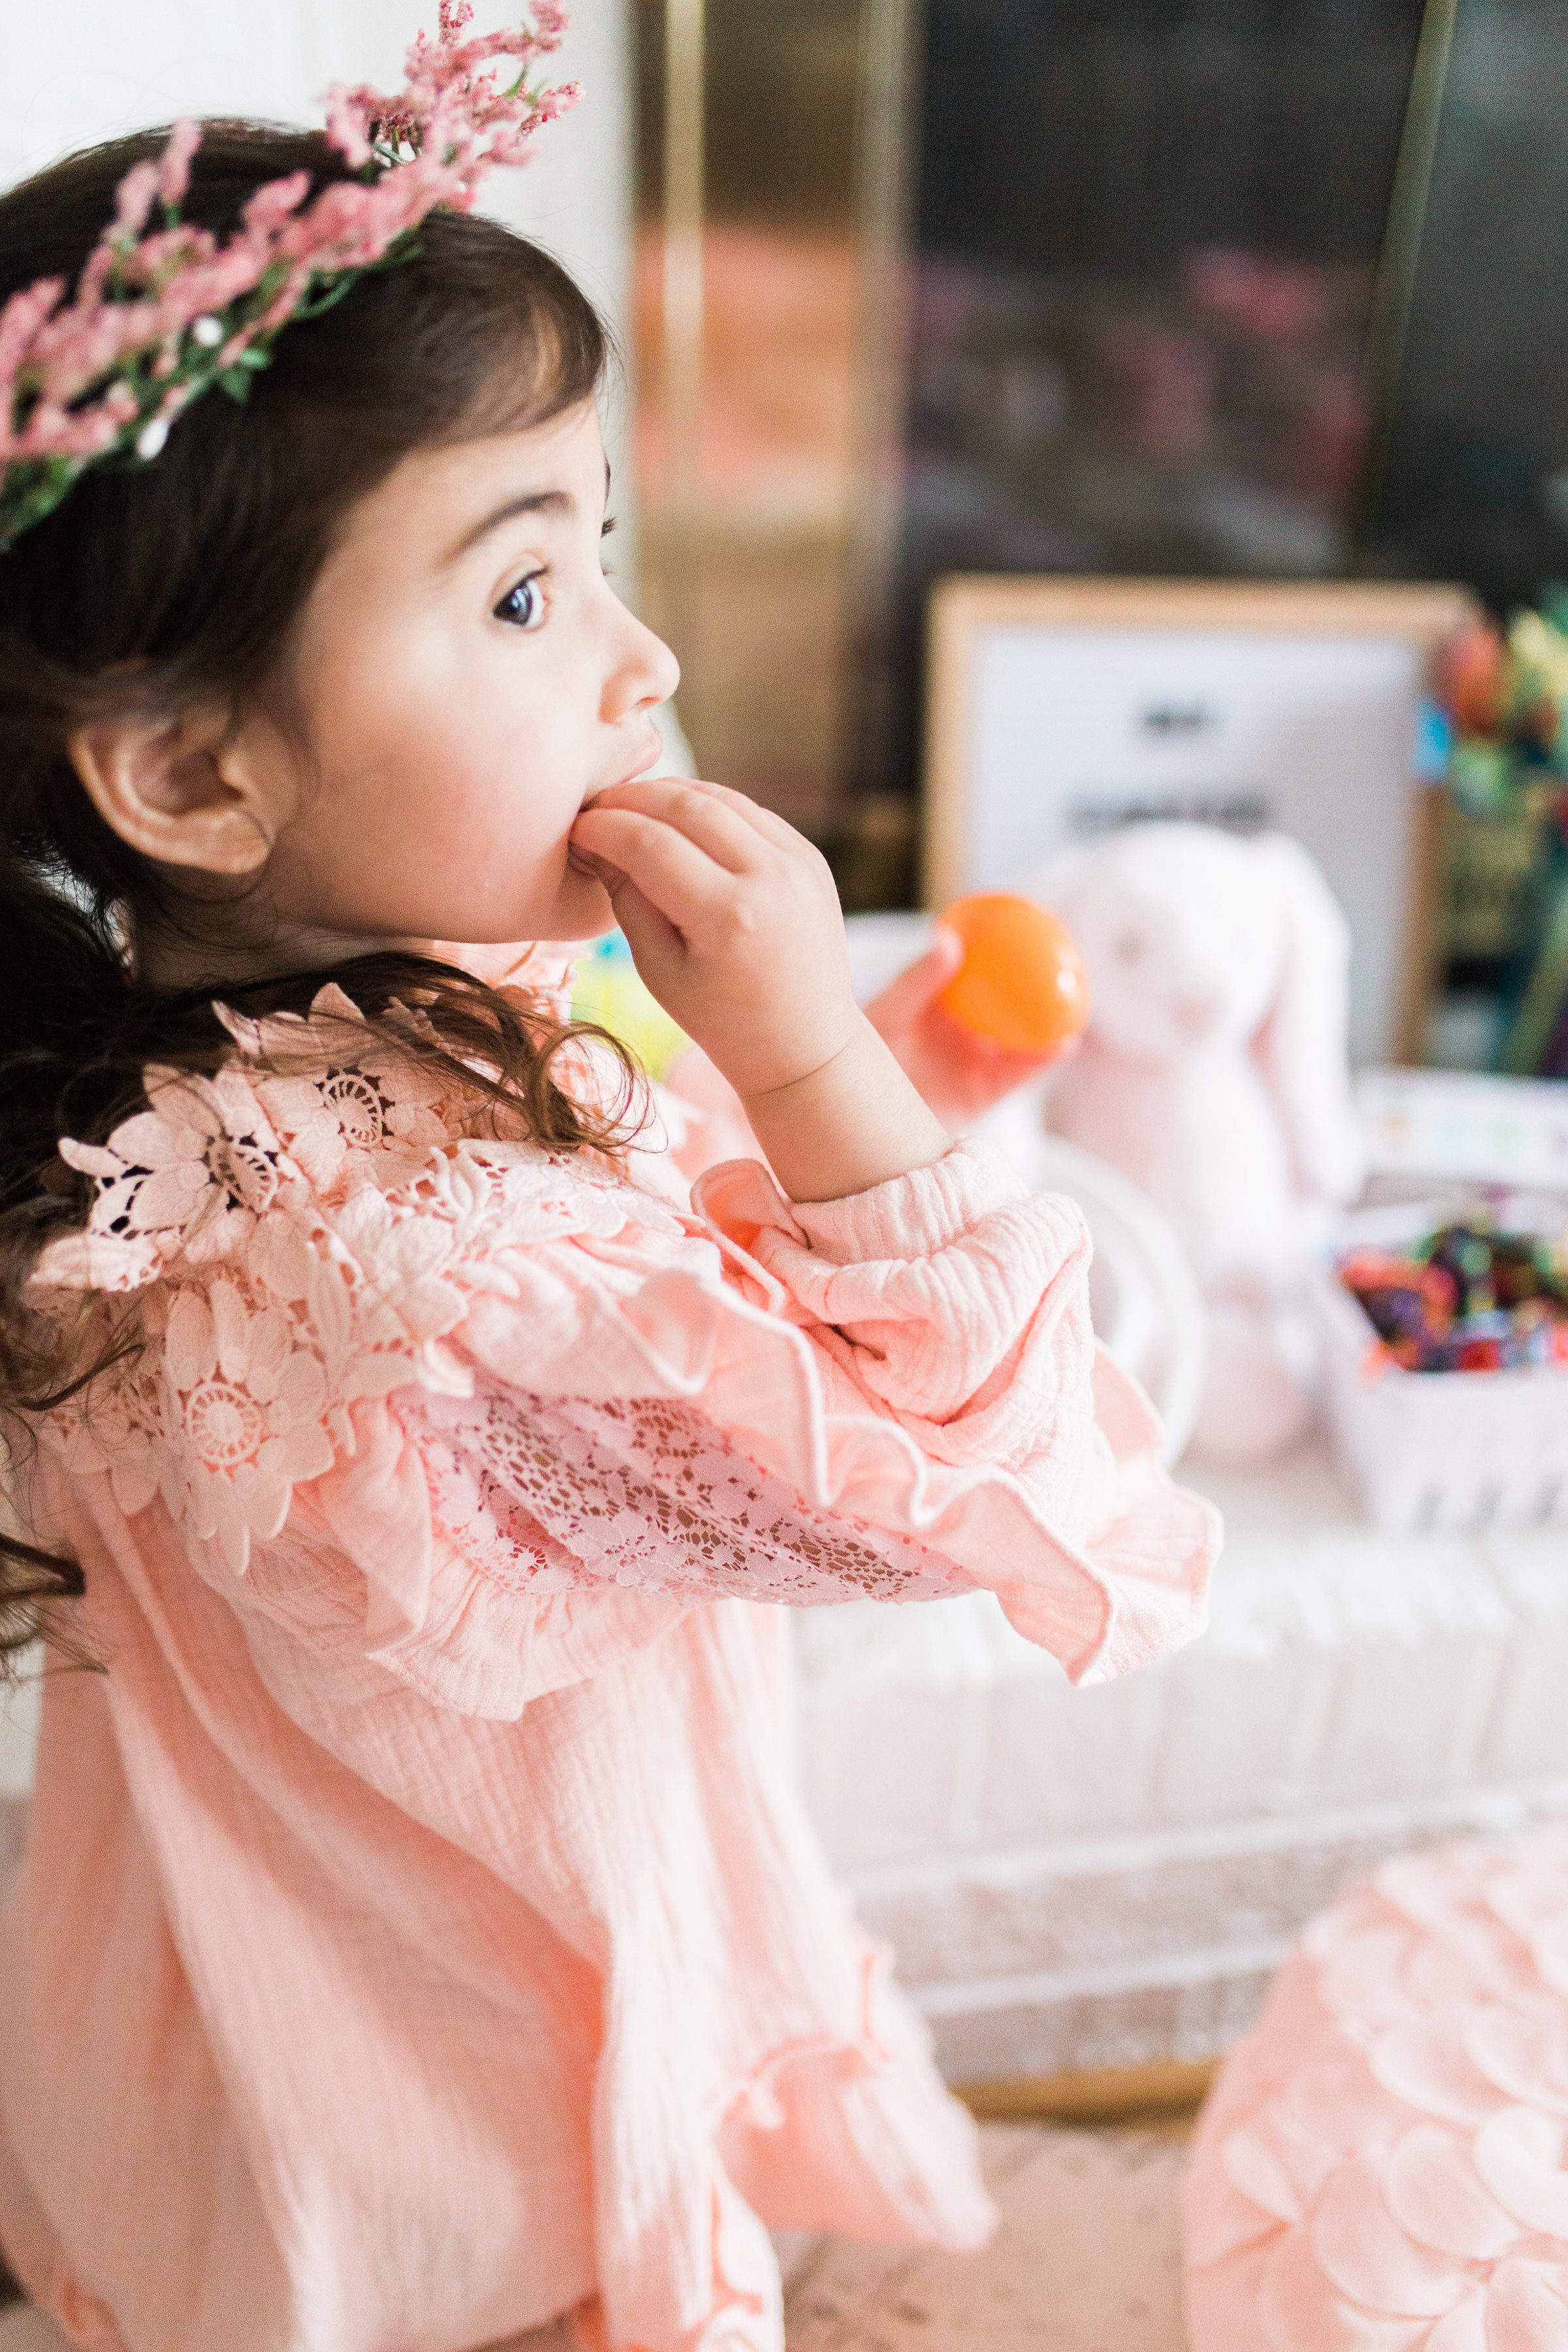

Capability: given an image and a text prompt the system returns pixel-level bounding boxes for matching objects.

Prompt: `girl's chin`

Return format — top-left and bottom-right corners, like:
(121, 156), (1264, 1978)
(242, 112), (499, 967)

(425, 877), (615, 955)
(537, 868), (617, 941)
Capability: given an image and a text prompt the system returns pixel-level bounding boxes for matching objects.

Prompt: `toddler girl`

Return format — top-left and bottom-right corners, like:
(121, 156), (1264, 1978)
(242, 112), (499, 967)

(0, 19), (1217, 2351)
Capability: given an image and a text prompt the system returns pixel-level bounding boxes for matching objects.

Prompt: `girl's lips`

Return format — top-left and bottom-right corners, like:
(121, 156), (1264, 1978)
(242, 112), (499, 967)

(583, 732), (666, 804)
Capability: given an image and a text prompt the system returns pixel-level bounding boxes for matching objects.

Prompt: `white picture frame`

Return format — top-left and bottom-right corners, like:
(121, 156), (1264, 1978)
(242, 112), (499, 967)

(924, 576), (1477, 1064)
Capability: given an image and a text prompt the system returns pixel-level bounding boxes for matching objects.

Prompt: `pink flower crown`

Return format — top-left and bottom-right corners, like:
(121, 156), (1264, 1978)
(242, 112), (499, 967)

(0, 0), (580, 550)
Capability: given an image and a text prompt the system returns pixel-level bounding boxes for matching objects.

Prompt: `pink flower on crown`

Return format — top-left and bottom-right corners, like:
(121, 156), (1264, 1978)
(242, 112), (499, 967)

(241, 173), (312, 240)
(155, 118), (203, 210)
(0, 6), (581, 544)
(111, 161), (161, 242)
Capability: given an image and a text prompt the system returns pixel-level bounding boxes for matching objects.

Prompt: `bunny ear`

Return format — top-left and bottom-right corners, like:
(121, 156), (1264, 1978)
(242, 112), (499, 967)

(1249, 833), (1365, 1207)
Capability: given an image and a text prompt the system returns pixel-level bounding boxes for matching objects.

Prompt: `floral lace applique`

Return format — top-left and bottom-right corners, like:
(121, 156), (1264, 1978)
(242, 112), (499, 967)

(33, 980), (688, 1574)
(219, 984), (468, 1199)
(44, 1062), (288, 1293)
(403, 1381), (965, 1609)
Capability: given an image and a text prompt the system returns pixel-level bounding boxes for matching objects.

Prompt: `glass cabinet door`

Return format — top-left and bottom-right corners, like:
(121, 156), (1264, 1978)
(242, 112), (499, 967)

(637, 3), (1568, 907)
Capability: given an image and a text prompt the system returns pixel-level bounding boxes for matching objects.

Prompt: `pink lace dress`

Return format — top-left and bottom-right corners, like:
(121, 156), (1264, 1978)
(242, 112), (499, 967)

(0, 968), (1218, 2352)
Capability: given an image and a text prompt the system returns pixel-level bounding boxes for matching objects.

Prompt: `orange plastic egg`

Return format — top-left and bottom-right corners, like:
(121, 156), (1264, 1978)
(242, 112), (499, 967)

(936, 892), (1091, 1056)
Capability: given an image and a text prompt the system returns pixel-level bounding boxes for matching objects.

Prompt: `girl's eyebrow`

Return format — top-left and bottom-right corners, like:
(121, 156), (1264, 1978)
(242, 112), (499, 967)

(444, 462), (613, 569)
(443, 486), (574, 565)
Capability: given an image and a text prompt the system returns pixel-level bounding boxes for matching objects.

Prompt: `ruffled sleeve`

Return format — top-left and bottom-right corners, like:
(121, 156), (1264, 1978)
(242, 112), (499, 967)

(438, 1135), (1218, 1688)
(31, 986), (1217, 1712)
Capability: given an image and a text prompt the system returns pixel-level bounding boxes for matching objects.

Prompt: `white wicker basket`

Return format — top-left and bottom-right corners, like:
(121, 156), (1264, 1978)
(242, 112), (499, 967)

(1315, 1196), (1568, 1534)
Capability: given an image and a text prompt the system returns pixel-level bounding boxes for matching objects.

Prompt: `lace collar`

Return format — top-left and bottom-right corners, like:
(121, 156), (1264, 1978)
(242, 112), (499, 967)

(31, 959), (665, 1299)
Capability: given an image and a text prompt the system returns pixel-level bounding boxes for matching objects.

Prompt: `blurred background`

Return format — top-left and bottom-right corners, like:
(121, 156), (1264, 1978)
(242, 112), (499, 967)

(629, 0), (1568, 1068)
(640, 0), (1429, 838)
(11, 0), (1568, 1054)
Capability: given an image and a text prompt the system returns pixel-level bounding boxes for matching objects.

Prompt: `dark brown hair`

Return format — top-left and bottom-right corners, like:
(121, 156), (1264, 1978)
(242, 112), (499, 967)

(0, 123), (641, 1656)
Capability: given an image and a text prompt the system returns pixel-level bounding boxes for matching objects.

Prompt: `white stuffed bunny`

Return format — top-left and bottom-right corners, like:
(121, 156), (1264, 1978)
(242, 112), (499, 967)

(1030, 823), (1364, 1464)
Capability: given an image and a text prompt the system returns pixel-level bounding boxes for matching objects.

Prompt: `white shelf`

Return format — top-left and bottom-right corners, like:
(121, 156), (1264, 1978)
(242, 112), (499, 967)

(795, 1435), (1568, 2080)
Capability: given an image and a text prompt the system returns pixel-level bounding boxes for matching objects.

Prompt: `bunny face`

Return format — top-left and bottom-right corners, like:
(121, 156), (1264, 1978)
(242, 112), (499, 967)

(1040, 826), (1284, 1063)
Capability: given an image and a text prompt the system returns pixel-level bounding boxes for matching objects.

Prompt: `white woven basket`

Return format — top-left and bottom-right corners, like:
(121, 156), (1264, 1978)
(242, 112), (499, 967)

(1315, 1196), (1568, 1534)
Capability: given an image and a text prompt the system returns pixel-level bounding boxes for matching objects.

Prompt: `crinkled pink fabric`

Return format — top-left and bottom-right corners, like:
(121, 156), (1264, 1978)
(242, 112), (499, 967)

(1183, 1827), (1568, 2352)
(3, 977), (1217, 2352)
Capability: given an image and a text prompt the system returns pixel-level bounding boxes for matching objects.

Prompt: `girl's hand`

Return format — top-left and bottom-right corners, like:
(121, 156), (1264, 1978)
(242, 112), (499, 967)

(864, 929), (1067, 1129)
(569, 777), (949, 1200)
(571, 776), (854, 1098)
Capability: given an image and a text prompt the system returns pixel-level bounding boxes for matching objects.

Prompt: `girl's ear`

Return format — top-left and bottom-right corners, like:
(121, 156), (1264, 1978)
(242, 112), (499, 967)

(1249, 832), (1365, 1206)
(69, 707), (277, 876)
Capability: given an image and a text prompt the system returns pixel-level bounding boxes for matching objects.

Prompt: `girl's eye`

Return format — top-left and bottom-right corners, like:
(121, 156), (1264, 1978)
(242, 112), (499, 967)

(494, 572), (546, 630)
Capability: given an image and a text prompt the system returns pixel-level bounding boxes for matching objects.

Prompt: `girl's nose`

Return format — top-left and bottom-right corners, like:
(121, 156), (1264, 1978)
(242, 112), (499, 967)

(605, 608), (680, 719)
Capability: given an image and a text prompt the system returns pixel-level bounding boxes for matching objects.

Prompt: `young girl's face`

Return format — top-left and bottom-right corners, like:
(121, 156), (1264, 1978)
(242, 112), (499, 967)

(248, 394), (678, 954)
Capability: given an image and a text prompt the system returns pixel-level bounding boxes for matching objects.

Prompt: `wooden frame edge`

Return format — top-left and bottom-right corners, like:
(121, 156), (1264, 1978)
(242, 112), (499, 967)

(955, 2053), (1221, 2125)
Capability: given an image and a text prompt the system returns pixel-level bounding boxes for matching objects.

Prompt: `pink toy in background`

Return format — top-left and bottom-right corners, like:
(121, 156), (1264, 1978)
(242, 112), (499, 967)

(1029, 822), (1365, 1465)
(1183, 1825), (1568, 2350)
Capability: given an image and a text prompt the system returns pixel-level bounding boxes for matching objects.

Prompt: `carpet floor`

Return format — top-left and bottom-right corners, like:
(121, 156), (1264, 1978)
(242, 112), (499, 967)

(783, 2121), (1189, 2350)
(0, 2123), (1191, 2351)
